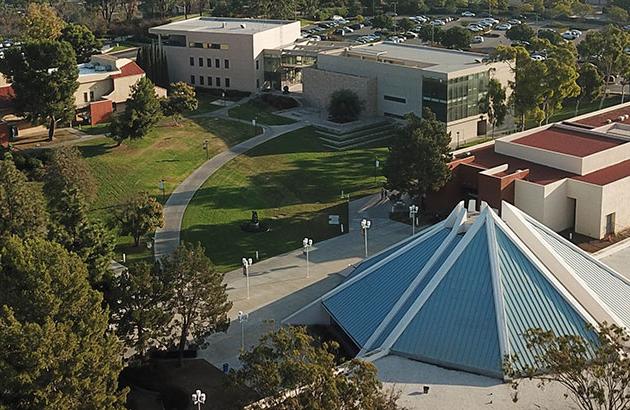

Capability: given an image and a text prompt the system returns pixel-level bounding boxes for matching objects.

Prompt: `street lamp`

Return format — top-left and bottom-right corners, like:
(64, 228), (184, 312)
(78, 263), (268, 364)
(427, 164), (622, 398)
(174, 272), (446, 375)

(238, 310), (249, 350)
(202, 139), (209, 159)
(303, 238), (313, 278)
(360, 219), (371, 258)
(242, 257), (253, 300)
(409, 204), (419, 236)
(191, 389), (206, 410)
(159, 179), (165, 201)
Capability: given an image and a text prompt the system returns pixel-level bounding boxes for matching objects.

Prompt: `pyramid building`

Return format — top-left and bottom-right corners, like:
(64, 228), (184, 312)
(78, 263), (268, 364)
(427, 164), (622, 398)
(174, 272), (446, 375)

(284, 202), (630, 380)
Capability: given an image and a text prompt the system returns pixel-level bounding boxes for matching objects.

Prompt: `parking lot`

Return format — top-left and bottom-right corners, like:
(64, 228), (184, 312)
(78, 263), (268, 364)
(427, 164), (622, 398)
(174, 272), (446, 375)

(301, 13), (602, 54)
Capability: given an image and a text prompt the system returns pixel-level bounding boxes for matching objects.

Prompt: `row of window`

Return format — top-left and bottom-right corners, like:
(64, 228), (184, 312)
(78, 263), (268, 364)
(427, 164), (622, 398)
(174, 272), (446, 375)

(384, 95), (406, 104)
(189, 42), (229, 50)
(190, 57), (230, 69)
(83, 91), (95, 102)
(190, 75), (231, 88)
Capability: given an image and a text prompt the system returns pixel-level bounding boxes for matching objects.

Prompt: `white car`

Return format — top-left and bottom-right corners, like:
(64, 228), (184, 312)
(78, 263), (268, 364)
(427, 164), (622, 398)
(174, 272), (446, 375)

(481, 17), (499, 24)
(531, 54), (546, 61)
(562, 31), (577, 40)
(467, 24), (483, 32)
(478, 21), (493, 28)
(495, 23), (512, 30)
(387, 36), (405, 43)
(461, 11), (476, 17)
(404, 31), (418, 38)
(471, 35), (484, 43)
(508, 19), (521, 25)
(570, 29), (582, 36)
(431, 19), (446, 26)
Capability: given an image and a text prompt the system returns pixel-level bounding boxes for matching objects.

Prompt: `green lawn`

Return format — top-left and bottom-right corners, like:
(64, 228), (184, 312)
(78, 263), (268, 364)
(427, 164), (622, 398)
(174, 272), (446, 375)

(79, 122), (110, 135)
(78, 117), (262, 261)
(181, 127), (387, 272)
(228, 99), (296, 126)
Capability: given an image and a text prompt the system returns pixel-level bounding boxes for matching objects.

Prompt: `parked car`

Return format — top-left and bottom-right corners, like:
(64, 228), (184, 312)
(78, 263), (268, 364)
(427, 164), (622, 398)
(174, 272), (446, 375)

(431, 19), (446, 26)
(461, 11), (476, 17)
(350, 23), (364, 30)
(307, 34), (321, 41)
(343, 26), (354, 32)
(495, 23), (512, 30)
(508, 19), (522, 25)
(481, 17), (499, 24)
(471, 35), (484, 43)
(531, 54), (546, 61)
(404, 31), (418, 39)
(562, 31), (577, 40)
(467, 24), (483, 32)
(387, 36), (405, 43)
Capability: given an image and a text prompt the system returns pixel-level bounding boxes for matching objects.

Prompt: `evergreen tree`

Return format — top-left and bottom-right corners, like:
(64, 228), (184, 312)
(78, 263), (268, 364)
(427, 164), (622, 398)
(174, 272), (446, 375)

(60, 23), (103, 63)
(162, 82), (198, 125)
(162, 242), (231, 366)
(0, 236), (127, 409)
(136, 43), (169, 88)
(383, 109), (452, 206)
(115, 192), (164, 247)
(481, 78), (508, 137)
(109, 77), (163, 146)
(44, 145), (98, 204)
(0, 155), (48, 238)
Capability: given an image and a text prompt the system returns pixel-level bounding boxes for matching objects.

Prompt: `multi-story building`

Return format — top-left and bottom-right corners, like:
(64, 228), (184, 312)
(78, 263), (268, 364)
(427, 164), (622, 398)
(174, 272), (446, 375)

(426, 103), (630, 239)
(148, 17), (301, 93)
(302, 42), (513, 145)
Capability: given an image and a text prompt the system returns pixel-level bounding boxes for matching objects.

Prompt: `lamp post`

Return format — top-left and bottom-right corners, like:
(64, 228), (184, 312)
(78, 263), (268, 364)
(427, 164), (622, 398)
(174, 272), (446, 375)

(242, 257), (253, 300)
(159, 179), (165, 201)
(303, 237), (313, 278)
(191, 389), (206, 410)
(409, 204), (419, 236)
(202, 139), (209, 159)
(360, 219), (371, 257)
(237, 311), (249, 350)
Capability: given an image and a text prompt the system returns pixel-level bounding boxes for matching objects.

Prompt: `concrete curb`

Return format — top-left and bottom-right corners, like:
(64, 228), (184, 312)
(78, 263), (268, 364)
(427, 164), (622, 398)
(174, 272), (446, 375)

(594, 236), (630, 259)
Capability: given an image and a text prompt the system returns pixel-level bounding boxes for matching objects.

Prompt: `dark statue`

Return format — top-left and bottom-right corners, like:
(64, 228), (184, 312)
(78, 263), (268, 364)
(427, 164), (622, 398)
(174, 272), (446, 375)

(241, 210), (269, 233)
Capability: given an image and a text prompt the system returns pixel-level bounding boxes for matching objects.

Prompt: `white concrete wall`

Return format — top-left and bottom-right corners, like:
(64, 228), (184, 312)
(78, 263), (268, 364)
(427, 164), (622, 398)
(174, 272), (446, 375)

(582, 143), (630, 175)
(514, 180), (546, 223)
(106, 74), (145, 103)
(567, 179), (604, 238)
(75, 78), (114, 108)
(514, 179), (574, 233)
(495, 139), (584, 175)
(601, 176), (630, 236)
(252, 21), (301, 91)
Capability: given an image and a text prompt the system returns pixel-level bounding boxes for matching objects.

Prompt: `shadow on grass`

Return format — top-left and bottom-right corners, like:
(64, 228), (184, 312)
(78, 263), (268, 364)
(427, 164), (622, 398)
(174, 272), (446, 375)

(78, 140), (118, 158)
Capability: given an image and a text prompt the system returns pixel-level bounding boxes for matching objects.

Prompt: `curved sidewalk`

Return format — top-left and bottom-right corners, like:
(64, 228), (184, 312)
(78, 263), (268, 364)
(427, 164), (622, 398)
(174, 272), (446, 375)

(154, 121), (305, 261)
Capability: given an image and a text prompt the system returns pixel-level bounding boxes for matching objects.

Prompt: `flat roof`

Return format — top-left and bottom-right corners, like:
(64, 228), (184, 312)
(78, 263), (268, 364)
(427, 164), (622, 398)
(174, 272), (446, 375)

(344, 43), (488, 73)
(512, 126), (625, 157)
(150, 17), (296, 35)
(572, 159), (630, 185)
(573, 105), (630, 128)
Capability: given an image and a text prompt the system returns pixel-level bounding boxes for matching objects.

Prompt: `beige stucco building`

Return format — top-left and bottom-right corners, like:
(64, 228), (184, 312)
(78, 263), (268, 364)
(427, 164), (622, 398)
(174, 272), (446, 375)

(149, 17), (301, 93)
(302, 43), (514, 145)
(427, 103), (630, 239)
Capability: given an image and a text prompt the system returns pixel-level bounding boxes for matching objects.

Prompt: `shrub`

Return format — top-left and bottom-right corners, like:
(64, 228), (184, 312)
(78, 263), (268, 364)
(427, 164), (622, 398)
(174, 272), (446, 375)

(328, 89), (364, 123)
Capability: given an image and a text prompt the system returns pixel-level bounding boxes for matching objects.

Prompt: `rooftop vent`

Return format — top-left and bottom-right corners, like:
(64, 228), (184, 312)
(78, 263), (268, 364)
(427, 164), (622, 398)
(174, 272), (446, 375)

(606, 119), (612, 124)
(222, 22), (226, 28)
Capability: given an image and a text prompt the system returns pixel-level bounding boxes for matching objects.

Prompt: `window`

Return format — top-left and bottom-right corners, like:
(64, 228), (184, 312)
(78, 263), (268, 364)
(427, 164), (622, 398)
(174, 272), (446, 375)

(384, 95), (406, 103)
(225, 78), (230, 88)
(207, 58), (212, 67)
(207, 76), (212, 86)
(190, 75), (195, 85)
(215, 58), (220, 68)
(189, 57), (194, 66)
(89, 91), (94, 101)
(210, 43), (221, 49)
(200, 76), (204, 85)
(199, 57), (203, 67)
(256, 60), (259, 70)
(216, 77), (221, 87)
(83, 92), (88, 102)
(189, 42), (204, 48)
(224, 59), (229, 69)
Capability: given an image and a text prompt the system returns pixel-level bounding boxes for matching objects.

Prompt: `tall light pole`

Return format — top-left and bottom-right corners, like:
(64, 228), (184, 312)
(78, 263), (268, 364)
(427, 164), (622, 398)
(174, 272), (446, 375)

(237, 311), (248, 350)
(242, 257), (253, 300)
(192, 389), (206, 410)
(409, 204), (419, 236)
(202, 139), (209, 159)
(159, 179), (165, 201)
(361, 219), (371, 258)
(303, 237), (313, 278)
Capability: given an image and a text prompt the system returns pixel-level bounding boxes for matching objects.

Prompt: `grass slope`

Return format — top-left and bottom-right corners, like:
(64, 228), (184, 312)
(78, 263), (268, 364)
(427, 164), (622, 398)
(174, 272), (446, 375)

(181, 126), (387, 272)
(228, 99), (296, 125)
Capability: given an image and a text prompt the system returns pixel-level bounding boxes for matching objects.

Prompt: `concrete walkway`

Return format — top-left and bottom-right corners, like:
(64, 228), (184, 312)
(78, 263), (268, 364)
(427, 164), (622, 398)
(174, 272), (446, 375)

(153, 120), (305, 260)
(199, 194), (412, 370)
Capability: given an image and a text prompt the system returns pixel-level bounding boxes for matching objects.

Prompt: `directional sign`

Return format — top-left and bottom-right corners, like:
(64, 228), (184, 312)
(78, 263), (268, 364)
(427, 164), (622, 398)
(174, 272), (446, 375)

(328, 215), (340, 225)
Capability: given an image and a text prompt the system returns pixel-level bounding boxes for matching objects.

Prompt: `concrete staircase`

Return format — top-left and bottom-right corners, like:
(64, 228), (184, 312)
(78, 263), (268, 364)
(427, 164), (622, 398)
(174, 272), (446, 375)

(316, 121), (397, 150)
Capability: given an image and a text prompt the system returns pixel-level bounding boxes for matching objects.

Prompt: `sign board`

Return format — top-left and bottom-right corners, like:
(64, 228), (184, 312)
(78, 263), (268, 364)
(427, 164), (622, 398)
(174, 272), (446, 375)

(328, 215), (340, 225)
(375, 159), (380, 168)
(159, 180), (165, 190)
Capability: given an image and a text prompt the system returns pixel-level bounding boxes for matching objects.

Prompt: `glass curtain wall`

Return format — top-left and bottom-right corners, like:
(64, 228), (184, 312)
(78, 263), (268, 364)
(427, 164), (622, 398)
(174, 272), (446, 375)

(422, 71), (489, 122)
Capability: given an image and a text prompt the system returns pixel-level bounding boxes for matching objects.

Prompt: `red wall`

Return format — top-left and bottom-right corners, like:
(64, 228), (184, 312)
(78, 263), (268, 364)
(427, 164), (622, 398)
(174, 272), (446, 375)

(89, 100), (113, 125)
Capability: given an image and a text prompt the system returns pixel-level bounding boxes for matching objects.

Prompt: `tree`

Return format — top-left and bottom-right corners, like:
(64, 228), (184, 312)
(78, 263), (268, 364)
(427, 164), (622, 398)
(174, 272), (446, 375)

(108, 77), (162, 145)
(115, 192), (164, 247)
(442, 26), (472, 49)
(110, 261), (174, 363)
(60, 23), (103, 63)
(44, 145), (98, 203)
(19, 3), (64, 41)
(0, 155), (49, 238)
(0, 236), (127, 409)
(416, 25), (444, 44)
(328, 89), (364, 123)
(576, 63), (603, 116)
(233, 326), (403, 409)
(136, 43), (170, 88)
(162, 82), (198, 125)
(481, 79), (508, 137)
(397, 17), (415, 32)
(607, 5), (629, 24)
(162, 242), (231, 366)
(0, 40), (78, 141)
(577, 25), (630, 108)
(506, 324), (630, 410)
(85, 0), (118, 26)
(538, 42), (580, 124)
(537, 29), (564, 45)
(371, 14), (394, 30)
(383, 109), (452, 206)
(47, 187), (115, 286)
(506, 24), (535, 43)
